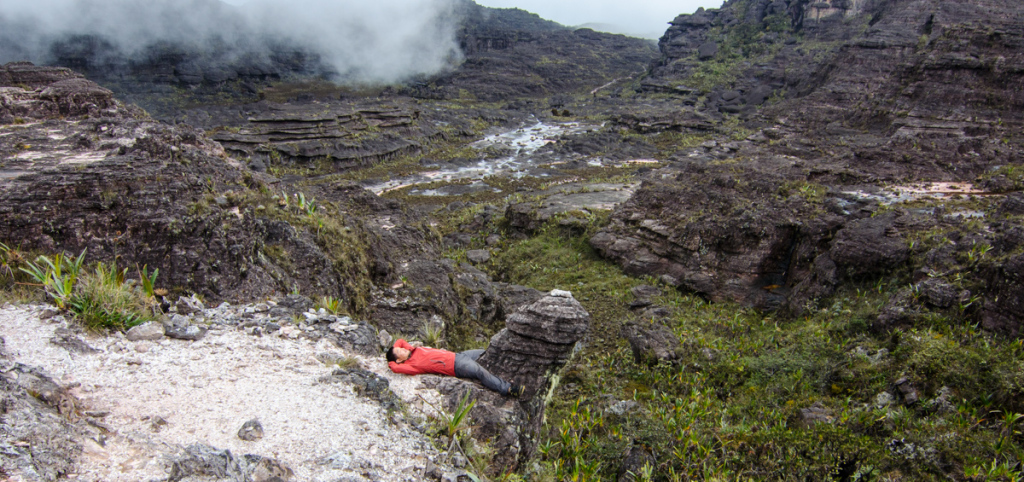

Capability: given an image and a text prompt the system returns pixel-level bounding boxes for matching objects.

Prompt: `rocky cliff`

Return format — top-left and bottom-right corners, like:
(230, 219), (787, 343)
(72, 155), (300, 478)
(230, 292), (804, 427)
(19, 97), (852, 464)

(590, 0), (1024, 337)
(0, 63), (373, 304)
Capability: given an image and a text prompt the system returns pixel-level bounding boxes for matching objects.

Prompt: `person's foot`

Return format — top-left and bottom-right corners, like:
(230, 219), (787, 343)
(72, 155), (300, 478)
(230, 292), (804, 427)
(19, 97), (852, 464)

(508, 384), (525, 398)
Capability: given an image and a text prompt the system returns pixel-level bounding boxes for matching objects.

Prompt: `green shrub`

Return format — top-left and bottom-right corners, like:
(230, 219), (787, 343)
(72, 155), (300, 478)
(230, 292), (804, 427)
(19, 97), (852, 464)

(22, 250), (158, 331)
(68, 261), (156, 331)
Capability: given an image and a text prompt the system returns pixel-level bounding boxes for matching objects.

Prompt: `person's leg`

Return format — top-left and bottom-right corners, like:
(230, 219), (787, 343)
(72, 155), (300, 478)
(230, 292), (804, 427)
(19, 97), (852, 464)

(454, 352), (510, 395)
(461, 349), (485, 361)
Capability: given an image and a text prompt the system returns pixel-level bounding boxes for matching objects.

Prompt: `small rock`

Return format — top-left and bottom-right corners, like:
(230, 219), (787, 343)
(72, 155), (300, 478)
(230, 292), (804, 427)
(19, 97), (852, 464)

(126, 322), (165, 341)
(175, 294), (205, 315)
(549, 289), (573, 298)
(39, 308), (61, 320)
(894, 378), (919, 405)
(378, 329), (392, 349)
(150, 415), (168, 432)
(424, 461), (443, 480)
(252, 457), (293, 482)
(466, 249), (491, 264)
(50, 328), (99, 353)
(317, 451), (351, 469)
(238, 419), (264, 441)
(798, 403), (834, 428)
(875, 391), (895, 409)
(451, 454), (467, 469)
(606, 400), (639, 417)
(165, 325), (207, 341)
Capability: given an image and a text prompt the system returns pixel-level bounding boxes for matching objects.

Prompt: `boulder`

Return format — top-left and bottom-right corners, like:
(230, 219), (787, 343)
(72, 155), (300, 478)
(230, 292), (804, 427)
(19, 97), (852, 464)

(238, 419), (265, 442)
(620, 322), (679, 366)
(697, 42), (718, 60)
(126, 322), (166, 341)
(0, 360), (81, 479)
(436, 292), (590, 473)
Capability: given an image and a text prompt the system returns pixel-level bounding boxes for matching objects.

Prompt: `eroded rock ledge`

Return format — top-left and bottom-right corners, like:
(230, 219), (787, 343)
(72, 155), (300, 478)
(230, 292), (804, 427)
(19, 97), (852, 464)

(433, 291), (590, 473)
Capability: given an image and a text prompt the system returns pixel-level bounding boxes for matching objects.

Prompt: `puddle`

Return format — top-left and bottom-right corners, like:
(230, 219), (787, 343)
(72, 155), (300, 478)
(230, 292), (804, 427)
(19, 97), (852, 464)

(366, 117), (597, 195)
(61, 152), (108, 165)
(843, 182), (995, 205)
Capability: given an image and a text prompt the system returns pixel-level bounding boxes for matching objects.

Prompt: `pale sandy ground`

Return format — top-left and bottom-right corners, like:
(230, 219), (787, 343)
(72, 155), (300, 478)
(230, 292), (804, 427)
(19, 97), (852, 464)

(0, 303), (449, 482)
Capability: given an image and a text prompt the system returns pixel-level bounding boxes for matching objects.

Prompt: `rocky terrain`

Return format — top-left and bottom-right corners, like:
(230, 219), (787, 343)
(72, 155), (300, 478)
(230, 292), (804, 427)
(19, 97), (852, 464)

(2, 0), (1024, 480)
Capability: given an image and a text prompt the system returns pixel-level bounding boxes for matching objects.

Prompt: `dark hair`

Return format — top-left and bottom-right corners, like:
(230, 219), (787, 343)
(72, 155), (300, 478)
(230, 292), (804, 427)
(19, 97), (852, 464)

(386, 347), (398, 363)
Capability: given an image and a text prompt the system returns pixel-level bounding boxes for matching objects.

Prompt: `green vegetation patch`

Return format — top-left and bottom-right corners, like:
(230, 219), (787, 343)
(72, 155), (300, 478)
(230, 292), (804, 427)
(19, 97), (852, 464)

(475, 213), (1024, 481)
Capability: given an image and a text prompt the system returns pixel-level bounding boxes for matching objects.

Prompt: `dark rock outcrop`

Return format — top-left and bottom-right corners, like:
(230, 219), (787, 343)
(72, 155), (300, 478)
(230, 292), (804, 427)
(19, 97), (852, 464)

(0, 64), (376, 304)
(0, 346), (82, 480)
(408, 2), (658, 102)
(621, 322), (680, 366)
(167, 443), (293, 482)
(435, 291), (590, 473)
(210, 103), (436, 169)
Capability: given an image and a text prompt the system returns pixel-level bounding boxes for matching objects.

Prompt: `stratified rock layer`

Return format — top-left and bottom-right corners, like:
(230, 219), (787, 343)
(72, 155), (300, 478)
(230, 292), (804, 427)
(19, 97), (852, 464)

(437, 292), (590, 473)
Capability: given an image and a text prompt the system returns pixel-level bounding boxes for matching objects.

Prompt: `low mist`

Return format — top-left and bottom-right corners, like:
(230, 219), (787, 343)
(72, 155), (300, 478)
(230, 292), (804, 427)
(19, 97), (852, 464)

(0, 0), (464, 84)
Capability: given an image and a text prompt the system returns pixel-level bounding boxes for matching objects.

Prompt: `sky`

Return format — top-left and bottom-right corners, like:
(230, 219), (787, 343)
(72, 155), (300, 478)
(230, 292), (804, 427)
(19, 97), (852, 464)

(1, 0), (725, 85)
(474, 0), (725, 38)
(214, 0), (726, 40)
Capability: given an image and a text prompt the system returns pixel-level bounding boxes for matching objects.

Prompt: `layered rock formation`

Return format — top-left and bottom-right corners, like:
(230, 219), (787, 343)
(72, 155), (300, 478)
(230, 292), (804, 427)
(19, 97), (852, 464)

(0, 63), (367, 303)
(590, 0), (1024, 337)
(434, 291), (590, 472)
(211, 103), (434, 169)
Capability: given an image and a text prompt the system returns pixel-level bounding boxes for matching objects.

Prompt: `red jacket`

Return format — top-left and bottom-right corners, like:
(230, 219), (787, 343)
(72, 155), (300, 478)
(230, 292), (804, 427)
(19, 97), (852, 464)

(388, 339), (456, 377)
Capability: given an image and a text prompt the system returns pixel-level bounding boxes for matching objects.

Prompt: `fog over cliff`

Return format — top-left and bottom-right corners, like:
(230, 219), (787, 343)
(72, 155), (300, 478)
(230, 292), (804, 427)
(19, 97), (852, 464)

(0, 0), (463, 83)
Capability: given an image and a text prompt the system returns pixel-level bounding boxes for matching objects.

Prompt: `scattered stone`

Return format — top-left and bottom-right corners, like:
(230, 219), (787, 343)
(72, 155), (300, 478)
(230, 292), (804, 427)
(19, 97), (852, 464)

(630, 285), (661, 300)
(466, 249), (491, 264)
(38, 308), (61, 320)
(319, 368), (402, 412)
(377, 329), (392, 349)
(617, 443), (657, 482)
(252, 457), (294, 482)
(919, 278), (959, 309)
(451, 454), (467, 469)
(238, 418), (265, 441)
(317, 451), (352, 470)
(175, 294), (206, 315)
(167, 443), (246, 481)
(50, 327), (98, 353)
(150, 415), (168, 432)
(606, 400), (640, 417)
(165, 325), (208, 342)
(424, 460), (444, 480)
(697, 41), (718, 60)
(621, 322), (679, 366)
(875, 391), (895, 409)
(928, 386), (956, 414)
(797, 403), (834, 428)
(894, 378), (919, 405)
(126, 322), (165, 341)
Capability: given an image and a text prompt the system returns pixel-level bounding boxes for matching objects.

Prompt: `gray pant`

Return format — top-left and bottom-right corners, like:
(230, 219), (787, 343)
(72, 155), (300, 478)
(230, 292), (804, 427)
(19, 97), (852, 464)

(453, 349), (510, 395)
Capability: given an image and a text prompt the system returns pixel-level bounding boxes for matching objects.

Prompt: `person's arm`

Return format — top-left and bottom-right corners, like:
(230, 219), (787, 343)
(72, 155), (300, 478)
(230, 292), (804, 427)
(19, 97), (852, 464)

(394, 339), (414, 350)
(388, 361), (420, 375)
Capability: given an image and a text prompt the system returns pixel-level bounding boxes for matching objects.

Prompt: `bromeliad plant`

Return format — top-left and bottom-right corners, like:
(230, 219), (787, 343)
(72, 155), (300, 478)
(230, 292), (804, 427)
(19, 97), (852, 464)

(21, 250), (161, 331)
(21, 249), (86, 309)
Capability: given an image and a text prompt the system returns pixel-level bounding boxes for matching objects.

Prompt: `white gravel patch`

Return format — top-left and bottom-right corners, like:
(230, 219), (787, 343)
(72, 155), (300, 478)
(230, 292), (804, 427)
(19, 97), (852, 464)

(0, 303), (448, 482)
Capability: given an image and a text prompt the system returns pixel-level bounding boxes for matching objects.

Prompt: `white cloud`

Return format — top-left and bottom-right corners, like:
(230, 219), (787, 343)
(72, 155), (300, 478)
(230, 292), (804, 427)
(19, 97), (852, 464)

(0, 0), (463, 84)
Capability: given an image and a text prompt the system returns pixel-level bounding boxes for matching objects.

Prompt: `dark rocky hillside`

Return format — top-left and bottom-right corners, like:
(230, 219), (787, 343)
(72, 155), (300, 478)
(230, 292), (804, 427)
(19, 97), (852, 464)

(3, 0), (1024, 480)
(591, 0), (1024, 336)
